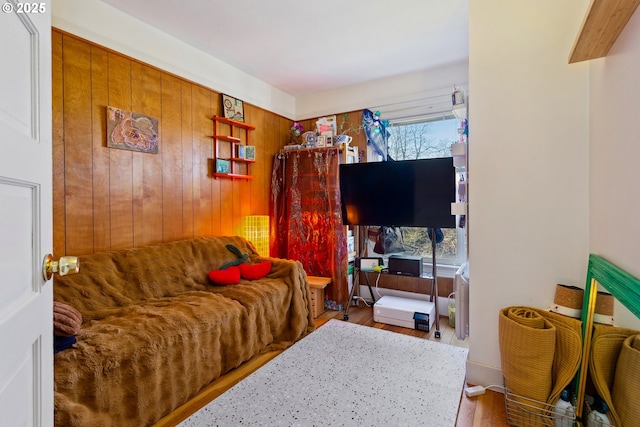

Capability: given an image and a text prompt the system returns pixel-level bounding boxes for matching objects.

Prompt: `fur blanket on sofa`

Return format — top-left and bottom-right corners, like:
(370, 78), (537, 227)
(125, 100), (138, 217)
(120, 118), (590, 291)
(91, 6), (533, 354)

(53, 236), (314, 427)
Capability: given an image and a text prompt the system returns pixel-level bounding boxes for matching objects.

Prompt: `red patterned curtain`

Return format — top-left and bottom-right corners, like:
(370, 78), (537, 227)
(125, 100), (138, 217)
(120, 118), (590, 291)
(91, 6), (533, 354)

(270, 147), (348, 309)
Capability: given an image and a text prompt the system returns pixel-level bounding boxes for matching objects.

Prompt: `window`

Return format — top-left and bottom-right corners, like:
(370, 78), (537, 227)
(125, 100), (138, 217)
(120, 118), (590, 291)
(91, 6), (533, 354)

(385, 114), (466, 267)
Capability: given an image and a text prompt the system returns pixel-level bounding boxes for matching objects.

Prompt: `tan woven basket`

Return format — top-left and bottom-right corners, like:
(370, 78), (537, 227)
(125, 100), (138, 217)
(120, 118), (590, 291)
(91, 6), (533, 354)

(589, 324), (639, 427)
(612, 334), (640, 427)
(536, 309), (582, 406)
(499, 306), (583, 426)
(499, 307), (555, 424)
(589, 324), (640, 426)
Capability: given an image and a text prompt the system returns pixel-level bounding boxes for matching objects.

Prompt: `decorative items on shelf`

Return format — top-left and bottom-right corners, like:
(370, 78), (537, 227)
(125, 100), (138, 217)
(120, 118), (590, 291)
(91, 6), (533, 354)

(302, 131), (316, 147)
(337, 112), (363, 138)
(290, 121), (304, 145)
(236, 144), (245, 159)
(334, 135), (352, 145)
(451, 85), (468, 228)
(451, 142), (467, 168)
(284, 112), (365, 156)
(215, 159), (231, 174)
(222, 94), (245, 122)
(362, 109), (390, 159)
(245, 145), (255, 161)
(316, 115), (337, 145)
(211, 115), (256, 180)
(452, 86), (467, 120)
(287, 113), (357, 150)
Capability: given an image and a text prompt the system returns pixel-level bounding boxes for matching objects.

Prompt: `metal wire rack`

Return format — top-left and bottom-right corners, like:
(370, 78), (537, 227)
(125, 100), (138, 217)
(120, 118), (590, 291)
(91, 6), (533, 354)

(582, 400), (615, 427)
(504, 388), (576, 427)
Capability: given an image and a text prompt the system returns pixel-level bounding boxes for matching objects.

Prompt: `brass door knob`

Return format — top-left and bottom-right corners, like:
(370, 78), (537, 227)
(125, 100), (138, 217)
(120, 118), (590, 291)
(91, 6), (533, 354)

(42, 254), (79, 281)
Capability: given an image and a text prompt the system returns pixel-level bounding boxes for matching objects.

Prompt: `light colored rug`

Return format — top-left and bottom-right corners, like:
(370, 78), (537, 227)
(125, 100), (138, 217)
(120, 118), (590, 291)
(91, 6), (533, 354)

(179, 319), (468, 427)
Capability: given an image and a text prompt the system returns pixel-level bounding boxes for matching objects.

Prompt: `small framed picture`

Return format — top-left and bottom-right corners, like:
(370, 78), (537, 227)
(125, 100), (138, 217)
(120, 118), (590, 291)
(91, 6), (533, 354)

(236, 144), (245, 159)
(245, 145), (255, 161)
(215, 158), (230, 173)
(316, 135), (326, 147)
(222, 94), (244, 122)
(320, 130), (333, 147)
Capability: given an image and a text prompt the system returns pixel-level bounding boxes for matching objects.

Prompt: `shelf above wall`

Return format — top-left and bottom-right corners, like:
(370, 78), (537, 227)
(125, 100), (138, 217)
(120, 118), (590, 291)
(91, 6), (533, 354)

(569, 0), (640, 63)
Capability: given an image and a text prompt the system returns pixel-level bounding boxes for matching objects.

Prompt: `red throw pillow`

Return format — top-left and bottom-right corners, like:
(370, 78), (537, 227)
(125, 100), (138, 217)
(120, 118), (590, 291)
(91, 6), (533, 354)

(208, 266), (241, 285)
(239, 261), (272, 280)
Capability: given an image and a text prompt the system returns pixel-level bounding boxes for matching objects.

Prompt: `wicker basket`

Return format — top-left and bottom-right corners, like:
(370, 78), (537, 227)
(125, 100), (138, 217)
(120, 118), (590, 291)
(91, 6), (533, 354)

(590, 324), (640, 427)
(499, 306), (583, 410)
(504, 386), (575, 427)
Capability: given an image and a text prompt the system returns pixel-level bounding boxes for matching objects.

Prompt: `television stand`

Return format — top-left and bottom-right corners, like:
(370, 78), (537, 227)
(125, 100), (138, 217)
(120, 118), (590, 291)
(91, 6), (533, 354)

(429, 228), (441, 338)
(342, 264), (377, 321)
(342, 228), (442, 339)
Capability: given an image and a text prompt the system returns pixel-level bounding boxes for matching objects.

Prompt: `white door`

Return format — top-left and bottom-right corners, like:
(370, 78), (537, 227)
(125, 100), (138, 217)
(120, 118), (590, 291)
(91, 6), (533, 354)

(0, 1), (53, 426)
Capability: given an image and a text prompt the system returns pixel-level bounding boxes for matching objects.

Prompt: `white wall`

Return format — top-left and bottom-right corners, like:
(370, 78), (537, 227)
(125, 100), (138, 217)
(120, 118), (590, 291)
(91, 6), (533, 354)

(296, 62), (468, 120)
(467, 0), (590, 385)
(52, 0), (468, 123)
(52, 0), (297, 119)
(589, 9), (640, 329)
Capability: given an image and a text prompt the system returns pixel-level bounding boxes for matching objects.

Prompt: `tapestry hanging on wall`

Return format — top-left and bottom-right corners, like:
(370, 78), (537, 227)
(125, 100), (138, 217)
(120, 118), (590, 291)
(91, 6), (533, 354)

(270, 147), (349, 309)
(106, 106), (159, 154)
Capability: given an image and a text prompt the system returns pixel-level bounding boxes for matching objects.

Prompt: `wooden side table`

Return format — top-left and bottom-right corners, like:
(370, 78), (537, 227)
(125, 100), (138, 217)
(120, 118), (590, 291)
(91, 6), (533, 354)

(307, 276), (331, 318)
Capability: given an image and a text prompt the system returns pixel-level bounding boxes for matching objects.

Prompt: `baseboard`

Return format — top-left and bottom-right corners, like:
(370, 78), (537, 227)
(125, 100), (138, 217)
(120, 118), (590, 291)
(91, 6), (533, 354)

(464, 358), (504, 392)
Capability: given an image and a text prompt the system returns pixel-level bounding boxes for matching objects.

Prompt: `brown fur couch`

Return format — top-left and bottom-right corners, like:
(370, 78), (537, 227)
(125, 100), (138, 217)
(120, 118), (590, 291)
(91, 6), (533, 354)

(53, 236), (315, 427)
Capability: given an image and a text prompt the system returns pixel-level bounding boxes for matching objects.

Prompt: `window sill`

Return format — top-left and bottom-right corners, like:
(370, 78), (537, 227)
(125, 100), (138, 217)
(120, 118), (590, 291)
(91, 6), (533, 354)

(424, 263), (458, 279)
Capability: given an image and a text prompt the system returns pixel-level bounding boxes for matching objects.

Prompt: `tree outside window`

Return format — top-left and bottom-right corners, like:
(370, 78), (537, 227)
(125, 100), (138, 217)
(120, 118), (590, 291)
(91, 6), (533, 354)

(386, 117), (463, 264)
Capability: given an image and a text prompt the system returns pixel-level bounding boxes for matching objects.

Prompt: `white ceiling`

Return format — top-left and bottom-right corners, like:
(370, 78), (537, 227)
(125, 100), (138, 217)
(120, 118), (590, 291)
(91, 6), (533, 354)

(100, 0), (469, 97)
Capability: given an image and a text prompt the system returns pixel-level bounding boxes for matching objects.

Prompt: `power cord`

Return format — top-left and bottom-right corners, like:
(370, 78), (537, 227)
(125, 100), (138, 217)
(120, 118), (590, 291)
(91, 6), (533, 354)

(464, 384), (505, 397)
(375, 270), (383, 299)
(352, 296), (373, 307)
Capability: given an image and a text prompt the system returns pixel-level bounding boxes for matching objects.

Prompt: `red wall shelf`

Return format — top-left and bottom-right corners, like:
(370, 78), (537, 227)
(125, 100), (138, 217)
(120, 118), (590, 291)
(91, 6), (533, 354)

(211, 116), (256, 181)
(212, 172), (256, 180)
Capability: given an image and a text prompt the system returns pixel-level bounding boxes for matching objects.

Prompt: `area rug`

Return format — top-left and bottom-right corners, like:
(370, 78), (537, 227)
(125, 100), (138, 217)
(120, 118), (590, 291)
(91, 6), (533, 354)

(178, 319), (468, 427)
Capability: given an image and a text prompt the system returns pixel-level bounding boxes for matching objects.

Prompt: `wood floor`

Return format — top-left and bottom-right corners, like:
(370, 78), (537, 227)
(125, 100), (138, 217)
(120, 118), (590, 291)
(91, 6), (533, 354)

(155, 304), (510, 427)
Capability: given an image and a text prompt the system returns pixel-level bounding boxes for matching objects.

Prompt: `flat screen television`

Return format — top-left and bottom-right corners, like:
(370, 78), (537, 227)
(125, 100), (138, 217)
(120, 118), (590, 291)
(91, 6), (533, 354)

(339, 157), (456, 228)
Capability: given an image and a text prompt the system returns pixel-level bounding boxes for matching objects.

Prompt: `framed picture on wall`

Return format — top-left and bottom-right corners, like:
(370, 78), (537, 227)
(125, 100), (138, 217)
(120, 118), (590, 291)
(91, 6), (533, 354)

(236, 144), (245, 159)
(222, 94), (245, 122)
(215, 159), (231, 174)
(106, 106), (159, 154)
(245, 145), (255, 161)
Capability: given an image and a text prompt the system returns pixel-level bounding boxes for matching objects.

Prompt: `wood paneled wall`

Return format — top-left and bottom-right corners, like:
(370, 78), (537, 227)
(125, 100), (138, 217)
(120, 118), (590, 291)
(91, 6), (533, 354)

(52, 29), (291, 257)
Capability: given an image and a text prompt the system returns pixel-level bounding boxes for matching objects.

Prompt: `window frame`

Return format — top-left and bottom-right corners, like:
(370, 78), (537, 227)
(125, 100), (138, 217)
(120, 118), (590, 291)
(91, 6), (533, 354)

(382, 113), (466, 274)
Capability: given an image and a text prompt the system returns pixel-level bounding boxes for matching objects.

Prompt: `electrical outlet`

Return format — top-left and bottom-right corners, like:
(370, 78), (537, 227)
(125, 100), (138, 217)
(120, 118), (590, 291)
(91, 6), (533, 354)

(464, 385), (486, 397)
